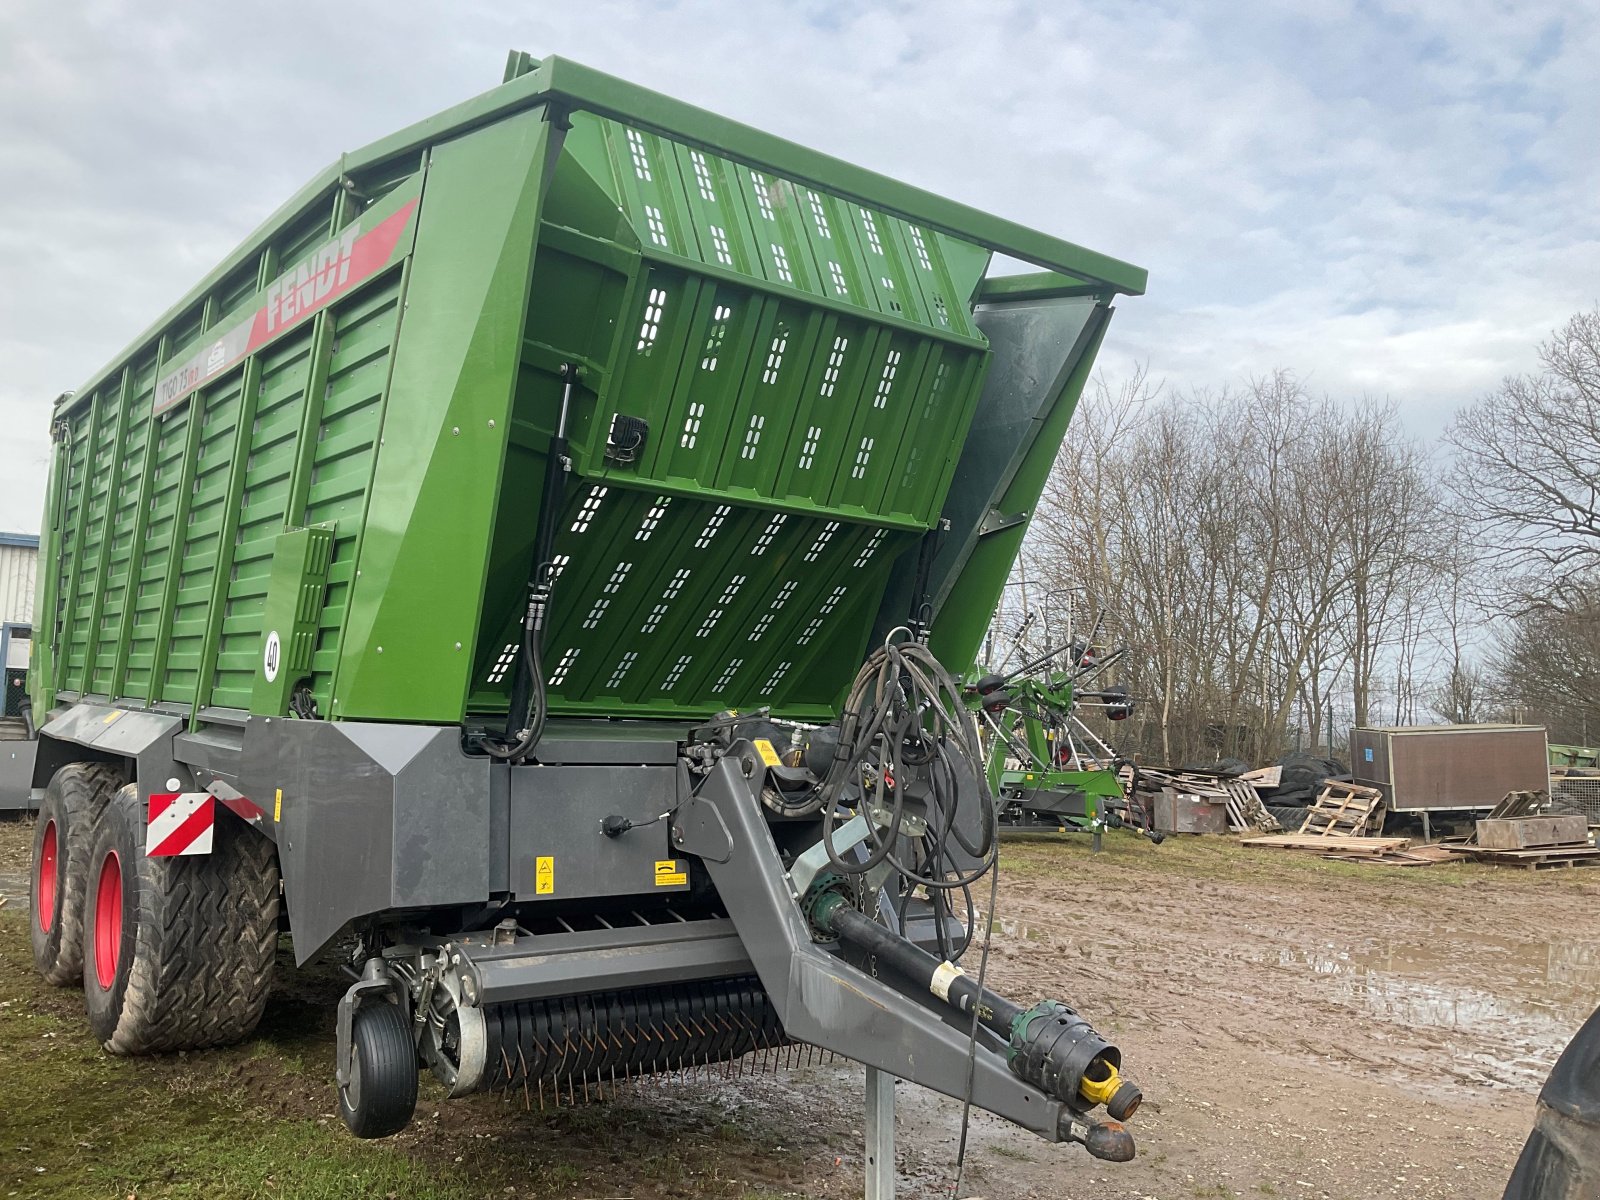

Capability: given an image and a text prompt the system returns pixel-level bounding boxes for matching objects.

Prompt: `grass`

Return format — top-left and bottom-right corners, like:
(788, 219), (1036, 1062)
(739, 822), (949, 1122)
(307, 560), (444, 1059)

(997, 825), (1600, 896)
(0, 913), (477, 1199)
(0, 899), (836, 1200)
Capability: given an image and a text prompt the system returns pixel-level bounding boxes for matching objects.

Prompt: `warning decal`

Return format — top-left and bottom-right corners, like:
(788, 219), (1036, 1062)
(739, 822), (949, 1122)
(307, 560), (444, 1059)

(654, 859), (688, 887)
(146, 792), (216, 857)
(535, 856), (555, 895)
(752, 738), (783, 767)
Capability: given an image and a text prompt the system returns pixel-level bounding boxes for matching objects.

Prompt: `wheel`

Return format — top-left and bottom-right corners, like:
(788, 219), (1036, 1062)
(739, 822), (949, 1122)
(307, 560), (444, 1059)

(83, 784), (281, 1054)
(30, 762), (126, 985)
(338, 1001), (419, 1139)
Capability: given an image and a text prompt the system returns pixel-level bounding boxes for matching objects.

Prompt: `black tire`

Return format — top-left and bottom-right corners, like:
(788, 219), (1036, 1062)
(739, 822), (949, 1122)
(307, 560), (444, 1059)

(1266, 805), (1309, 833)
(29, 762), (126, 986)
(83, 784), (281, 1055)
(338, 1001), (419, 1139)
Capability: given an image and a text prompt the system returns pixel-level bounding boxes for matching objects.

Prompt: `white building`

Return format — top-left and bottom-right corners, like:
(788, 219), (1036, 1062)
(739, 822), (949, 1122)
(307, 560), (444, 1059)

(1, 533), (39, 718)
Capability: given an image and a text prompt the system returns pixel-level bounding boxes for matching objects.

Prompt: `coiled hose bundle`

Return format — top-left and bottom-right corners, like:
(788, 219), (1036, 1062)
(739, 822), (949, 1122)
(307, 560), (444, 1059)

(811, 638), (999, 960)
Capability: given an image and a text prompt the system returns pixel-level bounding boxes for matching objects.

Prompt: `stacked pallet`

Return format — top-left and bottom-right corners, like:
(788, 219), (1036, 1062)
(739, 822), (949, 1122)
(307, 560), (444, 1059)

(1293, 781), (1387, 837)
(1243, 833), (1411, 855)
(1448, 797), (1600, 869)
(1131, 767), (1282, 834)
(1242, 781), (1409, 860)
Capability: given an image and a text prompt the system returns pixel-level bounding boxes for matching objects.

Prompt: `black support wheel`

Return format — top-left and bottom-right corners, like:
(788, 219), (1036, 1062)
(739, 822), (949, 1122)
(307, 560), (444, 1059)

(338, 1001), (419, 1139)
(82, 784), (281, 1055)
(30, 762), (126, 986)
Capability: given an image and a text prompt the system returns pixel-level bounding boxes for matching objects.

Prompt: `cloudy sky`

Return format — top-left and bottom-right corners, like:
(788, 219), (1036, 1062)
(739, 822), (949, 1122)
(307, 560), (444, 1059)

(2, 0), (1595, 533)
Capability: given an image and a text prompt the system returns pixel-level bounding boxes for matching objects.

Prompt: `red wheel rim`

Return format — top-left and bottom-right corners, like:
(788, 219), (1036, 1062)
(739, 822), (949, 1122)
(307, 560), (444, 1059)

(93, 851), (122, 990)
(36, 820), (58, 933)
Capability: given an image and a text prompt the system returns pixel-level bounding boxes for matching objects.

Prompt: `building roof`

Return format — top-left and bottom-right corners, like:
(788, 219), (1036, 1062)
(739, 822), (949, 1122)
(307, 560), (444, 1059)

(0, 533), (39, 550)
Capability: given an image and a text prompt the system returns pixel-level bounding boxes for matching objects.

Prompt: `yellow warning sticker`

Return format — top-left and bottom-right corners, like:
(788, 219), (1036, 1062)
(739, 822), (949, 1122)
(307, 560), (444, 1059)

(274, 788), (283, 822)
(103, 709), (124, 724)
(654, 859), (688, 887)
(753, 738), (782, 767)
(535, 856), (555, 895)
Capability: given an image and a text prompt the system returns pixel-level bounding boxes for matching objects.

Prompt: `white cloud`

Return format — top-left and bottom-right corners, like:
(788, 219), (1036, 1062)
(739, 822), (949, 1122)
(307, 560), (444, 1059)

(0, 0), (1595, 531)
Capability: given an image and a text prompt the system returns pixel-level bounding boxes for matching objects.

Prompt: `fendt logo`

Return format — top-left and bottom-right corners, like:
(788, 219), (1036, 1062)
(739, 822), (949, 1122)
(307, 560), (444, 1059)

(151, 197), (417, 415)
(264, 225), (360, 334)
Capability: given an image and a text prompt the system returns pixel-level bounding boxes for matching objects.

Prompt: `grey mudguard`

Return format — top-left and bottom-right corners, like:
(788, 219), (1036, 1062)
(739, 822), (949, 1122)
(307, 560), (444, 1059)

(238, 719), (491, 963)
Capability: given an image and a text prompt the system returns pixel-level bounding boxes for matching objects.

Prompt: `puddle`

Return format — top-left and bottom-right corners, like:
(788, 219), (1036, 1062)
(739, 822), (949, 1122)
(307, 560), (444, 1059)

(984, 916), (1044, 941)
(1261, 936), (1599, 1087)
(0, 871), (28, 914)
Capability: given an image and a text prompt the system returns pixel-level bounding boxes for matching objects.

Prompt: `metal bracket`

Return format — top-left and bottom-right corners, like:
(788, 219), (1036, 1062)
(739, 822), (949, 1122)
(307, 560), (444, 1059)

(689, 742), (1068, 1140)
(334, 958), (406, 1088)
(789, 811), (870, 899)
(978, 508), (1028, 535)
(671, 793), (734, 863)
(417, 945), (488, 1097)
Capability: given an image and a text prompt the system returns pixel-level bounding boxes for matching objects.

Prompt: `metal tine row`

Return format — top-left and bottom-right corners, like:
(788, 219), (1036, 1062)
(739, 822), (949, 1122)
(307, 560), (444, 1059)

(500, 1038), (839, 1110)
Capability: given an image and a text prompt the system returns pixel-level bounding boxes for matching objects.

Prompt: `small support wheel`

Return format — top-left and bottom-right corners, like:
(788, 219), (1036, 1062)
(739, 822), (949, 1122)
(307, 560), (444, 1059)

(338, 1001), (419, 1139)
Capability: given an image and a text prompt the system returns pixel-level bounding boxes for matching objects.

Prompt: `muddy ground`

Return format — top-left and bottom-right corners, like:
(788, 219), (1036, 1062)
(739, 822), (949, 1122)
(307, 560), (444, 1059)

(1, 816), (1594, 1199)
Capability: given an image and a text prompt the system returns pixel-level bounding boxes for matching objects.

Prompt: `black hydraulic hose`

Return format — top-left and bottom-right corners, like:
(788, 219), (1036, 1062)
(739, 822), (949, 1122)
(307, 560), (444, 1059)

(486, 365), (575, 761)
(818, 640), (997, 891)
(814, 894), (1023, 1038)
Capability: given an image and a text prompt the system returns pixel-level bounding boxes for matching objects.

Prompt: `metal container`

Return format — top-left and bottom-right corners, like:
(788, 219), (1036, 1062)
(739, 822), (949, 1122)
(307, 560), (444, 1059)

(1153, 788), (1229, 835)
(1351, 724), (1550, 812)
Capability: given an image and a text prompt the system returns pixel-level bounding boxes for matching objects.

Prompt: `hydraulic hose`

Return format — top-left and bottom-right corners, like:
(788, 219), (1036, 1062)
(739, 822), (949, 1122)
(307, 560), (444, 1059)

(485, 365), (576, 761)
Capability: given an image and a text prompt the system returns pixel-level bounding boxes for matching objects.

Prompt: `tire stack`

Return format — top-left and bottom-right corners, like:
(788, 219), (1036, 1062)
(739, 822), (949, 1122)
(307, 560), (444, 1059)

(1254, 753), (1350, 830)
(29, 763), (280, 1055)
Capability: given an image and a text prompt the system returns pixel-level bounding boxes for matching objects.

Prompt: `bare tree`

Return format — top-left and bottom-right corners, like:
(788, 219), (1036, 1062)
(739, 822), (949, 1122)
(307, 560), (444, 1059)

(1489, 594), (1600, 742)
(1028, 370), (1446, 765)
(1445, 307), (1600, 611)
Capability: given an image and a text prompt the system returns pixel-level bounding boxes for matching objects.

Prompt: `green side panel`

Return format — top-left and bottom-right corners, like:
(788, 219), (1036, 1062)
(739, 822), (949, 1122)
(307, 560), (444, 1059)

(301, 270), (407, 713)
(208, 325), (318, 710)
(37, 401), (94, 700)
(252, 525), (335, 715)
(58, 384), (122, 692)
(27, 429), (67, 712)
(160, 376), (246, 703)
(123, 403), (196, 699)
(331, 110), (558, 721)
(87, 356), (159, 694)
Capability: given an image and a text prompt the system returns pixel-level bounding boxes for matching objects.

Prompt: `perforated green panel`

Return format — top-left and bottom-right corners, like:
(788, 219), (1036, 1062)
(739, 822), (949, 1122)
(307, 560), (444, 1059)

(468, 482), (913, 718)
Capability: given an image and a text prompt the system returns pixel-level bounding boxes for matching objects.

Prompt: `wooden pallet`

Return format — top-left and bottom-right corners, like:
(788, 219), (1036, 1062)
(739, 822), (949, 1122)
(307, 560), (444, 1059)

(1320, 843), (1456, 867)
(1447, 845), (1600, 871)
(1243, 833), (1411, 856)
(1220, 779), (1280, 833)
(1297, 781), (1386, 837)
(1137, 768), (1280, 834)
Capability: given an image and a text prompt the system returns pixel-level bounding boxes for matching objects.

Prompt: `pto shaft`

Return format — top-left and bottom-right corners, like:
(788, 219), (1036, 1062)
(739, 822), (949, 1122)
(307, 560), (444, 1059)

(810, 891), (1141, 1125)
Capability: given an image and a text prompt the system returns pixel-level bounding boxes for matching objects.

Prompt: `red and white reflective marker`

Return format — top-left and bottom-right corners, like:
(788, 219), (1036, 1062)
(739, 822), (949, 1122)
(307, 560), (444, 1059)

(146, 792), (216, 857)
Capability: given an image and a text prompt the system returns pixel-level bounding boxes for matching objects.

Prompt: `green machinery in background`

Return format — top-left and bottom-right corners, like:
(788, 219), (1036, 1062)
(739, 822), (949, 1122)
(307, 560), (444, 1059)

(967, 616), (1136, 837)
(26, 51), (1151, 1165)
